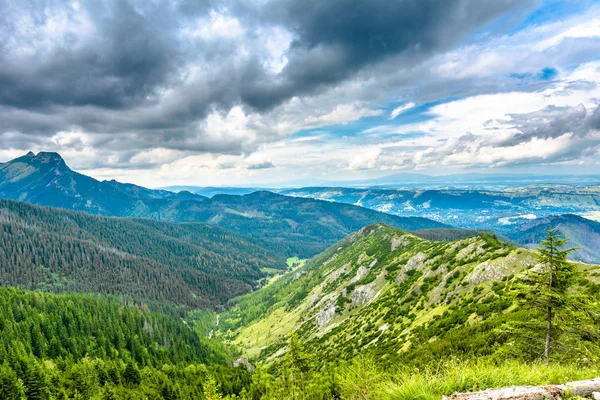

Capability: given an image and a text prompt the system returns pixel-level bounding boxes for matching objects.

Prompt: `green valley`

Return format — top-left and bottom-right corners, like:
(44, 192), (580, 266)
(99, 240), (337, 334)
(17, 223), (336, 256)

(1, 204), (600, 399)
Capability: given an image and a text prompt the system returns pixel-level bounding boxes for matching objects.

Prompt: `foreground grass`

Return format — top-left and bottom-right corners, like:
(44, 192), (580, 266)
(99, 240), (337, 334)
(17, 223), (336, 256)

(386, 359), (599, 400)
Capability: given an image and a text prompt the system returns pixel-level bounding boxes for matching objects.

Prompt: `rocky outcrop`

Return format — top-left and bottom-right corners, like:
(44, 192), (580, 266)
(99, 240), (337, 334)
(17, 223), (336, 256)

(456, 242), (485, 260)
(391, 235), (410, 252)
(351, 283), (377, 306)
(350, 266), (368, 283)
(308, 294), (320, 308)
(326, 263), (349, 282)
(316, 302), (336, 327)
(466, 252), (531, 285)
(396, 252), (427, 284)
(233, 357), (256, 372)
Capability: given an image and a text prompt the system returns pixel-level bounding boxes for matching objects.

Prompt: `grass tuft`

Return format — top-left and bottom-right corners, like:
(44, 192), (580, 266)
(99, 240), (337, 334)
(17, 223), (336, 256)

(387, 359), (599, 400)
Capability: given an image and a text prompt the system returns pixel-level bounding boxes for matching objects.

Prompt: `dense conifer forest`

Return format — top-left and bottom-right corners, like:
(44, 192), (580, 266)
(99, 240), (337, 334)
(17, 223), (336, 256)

(0, 199), (283, 307)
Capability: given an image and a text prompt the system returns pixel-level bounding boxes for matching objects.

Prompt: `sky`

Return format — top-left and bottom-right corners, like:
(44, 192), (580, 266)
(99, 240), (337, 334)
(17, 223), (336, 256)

(1, 0), (600, 187)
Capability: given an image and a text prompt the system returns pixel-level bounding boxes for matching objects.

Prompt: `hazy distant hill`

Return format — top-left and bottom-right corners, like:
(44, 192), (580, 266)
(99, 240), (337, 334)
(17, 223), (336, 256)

(279, 186), (600, 234)
(202, 191), (449, 256)
(508, 214), (600, 263)
(0, 199), (283, 307)
(161, 186), (265, 197)
(0, 152), (448, 258)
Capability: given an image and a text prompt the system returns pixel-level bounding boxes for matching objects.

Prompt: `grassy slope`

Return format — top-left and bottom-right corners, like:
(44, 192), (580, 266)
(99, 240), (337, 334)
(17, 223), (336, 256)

(219, 223), (600, 367)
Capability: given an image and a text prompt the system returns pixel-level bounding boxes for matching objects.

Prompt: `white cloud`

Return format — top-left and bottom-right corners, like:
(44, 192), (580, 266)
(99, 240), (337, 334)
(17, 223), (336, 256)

(431, 5), (600, 80)
(184, 10), (244, 40)
(129, 149), (181, 167)
(5, 2), (94, 59)
(258, 26), (294, 74)
(304, 103), (383, 126)
(347, 147), (382, 170)
(390, 102), (415, 119)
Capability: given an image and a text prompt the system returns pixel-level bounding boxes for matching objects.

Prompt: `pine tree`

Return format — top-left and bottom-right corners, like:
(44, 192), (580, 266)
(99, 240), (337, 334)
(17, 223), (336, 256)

(22, 362), (49, 400)
(286, 333), (313, 374)
(161, 382), (180, 400)
(509, 226), (590, 364)
(30, 327), (45, 359)
(0, 363), (23, 400)
(202, 375), (222, 400)
(534, 227), (576, 364)
(123, 363), (141, 386)
(102, 385), (118, 400)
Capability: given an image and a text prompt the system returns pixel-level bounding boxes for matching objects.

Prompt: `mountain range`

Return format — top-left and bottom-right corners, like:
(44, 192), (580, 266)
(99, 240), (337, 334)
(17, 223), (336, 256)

(160, 173), (600, 193)
(2, 152), (600, 398)
(0, 152), (448, 259)
(280, 186), (600, 233)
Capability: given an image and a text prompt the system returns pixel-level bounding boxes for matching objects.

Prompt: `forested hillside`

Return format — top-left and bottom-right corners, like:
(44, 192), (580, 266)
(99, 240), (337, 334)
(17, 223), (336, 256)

(2, 224), (599, 399)
(0, 288), (253, 399)
(0, 199), (283, 307)
(191, 191), (448, 258)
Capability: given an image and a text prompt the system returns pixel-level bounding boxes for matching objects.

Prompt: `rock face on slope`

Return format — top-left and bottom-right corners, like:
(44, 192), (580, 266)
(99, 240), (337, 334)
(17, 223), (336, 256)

(233, 357), (256, 372)
(350, 283), (377, 306)
(396, 252), (427, 283)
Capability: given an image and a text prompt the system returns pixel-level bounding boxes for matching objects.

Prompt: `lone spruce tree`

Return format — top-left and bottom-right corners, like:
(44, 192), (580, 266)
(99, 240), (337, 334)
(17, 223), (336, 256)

(534, 226), (576, 364)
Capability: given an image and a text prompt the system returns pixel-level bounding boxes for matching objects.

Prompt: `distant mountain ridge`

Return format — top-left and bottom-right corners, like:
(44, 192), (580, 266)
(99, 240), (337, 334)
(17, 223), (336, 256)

(509, 214), (600, 263)
(278, 186), (600, 234)
(0, 152), (448, 258)
(161, 173), (600, 192)
(161, 186), (265, 197)
(0, 151), (205, 216)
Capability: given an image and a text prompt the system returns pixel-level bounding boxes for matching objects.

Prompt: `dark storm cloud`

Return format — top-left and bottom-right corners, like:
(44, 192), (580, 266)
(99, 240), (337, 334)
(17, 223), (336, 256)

(0, 0), (178, 110)
(501, 104), (592, 147)
(0, 0), (528, 162)
(241, 0), (530, 111)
